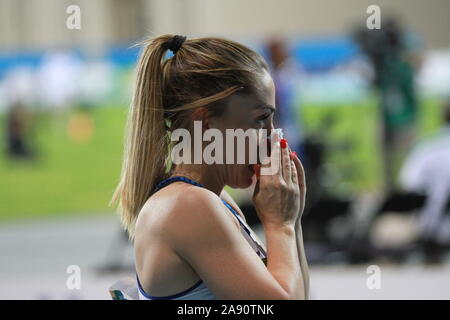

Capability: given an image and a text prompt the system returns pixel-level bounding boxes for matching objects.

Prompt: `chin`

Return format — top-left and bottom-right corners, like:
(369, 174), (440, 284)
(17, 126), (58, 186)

(230, 165), (255, 189)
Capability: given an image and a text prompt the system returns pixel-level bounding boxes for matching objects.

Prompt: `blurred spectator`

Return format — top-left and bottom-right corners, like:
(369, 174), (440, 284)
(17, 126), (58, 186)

(266, 37), (304, 155)
(399, 101), (450, 263)
(354, 17), (420, 193)
(5, 101), (34, 160)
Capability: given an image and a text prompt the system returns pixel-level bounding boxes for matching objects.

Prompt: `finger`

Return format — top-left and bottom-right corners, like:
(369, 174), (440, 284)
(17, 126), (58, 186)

(280, 138), (291, 183)
(290, 154), (298, 185)
(258, 154), (271, 181)
(253, 171), (260, 193)
(292, 152), (306, 213)
(292, 151), (306, 190)
(265, 130), (281, 177)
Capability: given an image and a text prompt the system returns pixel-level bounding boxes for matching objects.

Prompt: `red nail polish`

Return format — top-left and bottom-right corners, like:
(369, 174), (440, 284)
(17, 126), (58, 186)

(293, 151), (297, 158)
(290, 152), (294, 160)
(280, 139), (287, 149)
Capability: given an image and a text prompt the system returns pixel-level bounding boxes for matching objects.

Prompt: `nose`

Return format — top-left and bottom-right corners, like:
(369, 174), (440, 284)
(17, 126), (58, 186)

(265, 121), (274, 135)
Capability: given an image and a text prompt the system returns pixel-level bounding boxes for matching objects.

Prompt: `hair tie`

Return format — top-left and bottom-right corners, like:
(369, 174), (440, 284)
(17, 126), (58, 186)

(166, 35), (186, 54)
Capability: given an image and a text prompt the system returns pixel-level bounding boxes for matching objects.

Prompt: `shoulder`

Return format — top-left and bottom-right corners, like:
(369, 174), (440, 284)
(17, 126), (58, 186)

(138, 184), (228, 227)
(168, 186), (232, 229)
(138, 184), (215, 220)
(135, 184), (243, 247)
(155, 186), (241, 252)
(168, 184), (223, 213)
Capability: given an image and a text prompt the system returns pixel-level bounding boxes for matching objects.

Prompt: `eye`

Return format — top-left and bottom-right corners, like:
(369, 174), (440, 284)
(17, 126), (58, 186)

(256, 113), (271, 125)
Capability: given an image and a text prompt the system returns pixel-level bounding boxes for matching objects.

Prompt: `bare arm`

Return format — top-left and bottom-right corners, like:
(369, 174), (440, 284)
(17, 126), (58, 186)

(222, 178), (307, 299)
(295, 220), (310, 298)
(168, 188), (297, 299)
(292, 153), (310, 299)
(263, 222), (305, 299)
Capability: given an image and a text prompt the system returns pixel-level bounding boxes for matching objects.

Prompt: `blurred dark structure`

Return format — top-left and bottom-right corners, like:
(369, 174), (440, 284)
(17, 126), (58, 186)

(348, 101), (450, 265)
(399, 101), (450, 263)
(354, 17), (419, 194)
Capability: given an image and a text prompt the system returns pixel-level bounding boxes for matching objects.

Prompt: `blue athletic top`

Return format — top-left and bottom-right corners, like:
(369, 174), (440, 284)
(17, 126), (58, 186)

(136, 176), (267, 300)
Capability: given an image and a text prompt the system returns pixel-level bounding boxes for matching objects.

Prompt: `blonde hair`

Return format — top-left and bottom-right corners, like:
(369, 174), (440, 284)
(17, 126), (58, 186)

(110, 34), (268, 238)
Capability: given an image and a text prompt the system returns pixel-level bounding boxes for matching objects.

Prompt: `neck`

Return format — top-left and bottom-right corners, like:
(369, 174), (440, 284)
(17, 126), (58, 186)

(170, 164), (225, 196)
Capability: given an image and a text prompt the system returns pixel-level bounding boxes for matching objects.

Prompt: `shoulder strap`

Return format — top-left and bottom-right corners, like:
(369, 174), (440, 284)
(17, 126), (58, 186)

(154, 176), (205, 193)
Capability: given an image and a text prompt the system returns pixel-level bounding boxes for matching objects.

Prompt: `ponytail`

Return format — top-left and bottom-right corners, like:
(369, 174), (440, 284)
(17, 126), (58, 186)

(111, 35), (173, 239)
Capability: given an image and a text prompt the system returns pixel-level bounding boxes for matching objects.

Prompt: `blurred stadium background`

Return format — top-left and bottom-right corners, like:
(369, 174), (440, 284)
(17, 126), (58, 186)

(1, 0), (450, 299)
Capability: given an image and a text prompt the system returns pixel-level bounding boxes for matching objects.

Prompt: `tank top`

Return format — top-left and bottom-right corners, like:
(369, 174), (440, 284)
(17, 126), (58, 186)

(136, 176), (267, 300)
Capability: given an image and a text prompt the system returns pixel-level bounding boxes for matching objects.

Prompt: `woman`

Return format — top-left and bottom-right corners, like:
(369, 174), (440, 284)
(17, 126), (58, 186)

(111, 34), (309, 300)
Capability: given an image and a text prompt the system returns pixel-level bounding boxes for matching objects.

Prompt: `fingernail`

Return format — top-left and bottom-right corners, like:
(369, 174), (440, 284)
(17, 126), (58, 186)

(280, 139), (287, 149)
(293, 151), (297, 158)
(289, 152), (294, 160)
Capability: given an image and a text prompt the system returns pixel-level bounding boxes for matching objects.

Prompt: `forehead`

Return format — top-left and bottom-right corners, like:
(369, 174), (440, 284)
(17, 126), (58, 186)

(260, 69), (275, 94)
(226, 70), (275, 112)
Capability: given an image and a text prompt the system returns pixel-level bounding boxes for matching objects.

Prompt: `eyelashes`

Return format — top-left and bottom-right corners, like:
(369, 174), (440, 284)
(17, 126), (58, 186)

(256, 113), (271, 124)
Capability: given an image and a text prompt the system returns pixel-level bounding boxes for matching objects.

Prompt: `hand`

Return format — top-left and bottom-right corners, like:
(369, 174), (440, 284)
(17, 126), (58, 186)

(290, 149), (306, 221)
(252, 132), (303, 227)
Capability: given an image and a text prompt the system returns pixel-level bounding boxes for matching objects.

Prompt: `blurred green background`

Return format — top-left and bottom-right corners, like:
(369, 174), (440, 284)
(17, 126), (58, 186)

(0, 98), (443, 221)
(0, 0), (448, 223)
